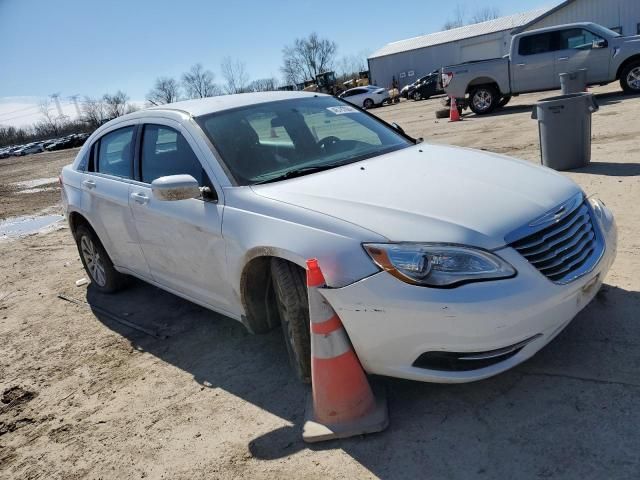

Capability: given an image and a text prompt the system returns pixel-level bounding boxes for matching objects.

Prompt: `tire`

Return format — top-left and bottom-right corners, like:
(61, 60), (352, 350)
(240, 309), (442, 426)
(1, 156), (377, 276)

(468, 85), (499, 115)
(270, 259), (311, 383)
(413, 91), (422, 101)
(620, 60), (640, 94)
(498, 95), (512, 108)
(363, 98), (374, 109)
(435, 108), (450, 119)
(75, 225), (128, 293)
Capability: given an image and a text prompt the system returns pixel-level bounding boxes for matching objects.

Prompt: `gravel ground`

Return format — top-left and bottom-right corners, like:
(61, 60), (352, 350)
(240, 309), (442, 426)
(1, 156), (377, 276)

(1, 85), (639, 479)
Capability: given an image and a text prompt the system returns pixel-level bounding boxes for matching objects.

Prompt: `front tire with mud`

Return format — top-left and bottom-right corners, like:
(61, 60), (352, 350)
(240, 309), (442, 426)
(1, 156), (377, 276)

(270, 259), (311, 383)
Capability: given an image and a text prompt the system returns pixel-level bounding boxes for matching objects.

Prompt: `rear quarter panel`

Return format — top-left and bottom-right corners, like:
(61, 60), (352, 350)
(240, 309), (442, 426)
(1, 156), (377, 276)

(445, 58), (510, 98)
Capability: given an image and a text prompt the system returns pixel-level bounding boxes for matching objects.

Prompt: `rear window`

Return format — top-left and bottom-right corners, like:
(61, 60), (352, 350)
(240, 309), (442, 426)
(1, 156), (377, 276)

(96, 127), (134, 178)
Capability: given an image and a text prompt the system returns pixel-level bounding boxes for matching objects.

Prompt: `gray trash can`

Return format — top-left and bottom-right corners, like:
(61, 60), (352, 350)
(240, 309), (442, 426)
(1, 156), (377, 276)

(531, 92), (599, 171)
(560, 69), (587, 95)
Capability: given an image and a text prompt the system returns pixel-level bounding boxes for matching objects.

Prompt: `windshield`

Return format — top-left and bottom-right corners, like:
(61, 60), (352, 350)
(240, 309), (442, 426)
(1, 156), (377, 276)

(196, 96), (413, 185)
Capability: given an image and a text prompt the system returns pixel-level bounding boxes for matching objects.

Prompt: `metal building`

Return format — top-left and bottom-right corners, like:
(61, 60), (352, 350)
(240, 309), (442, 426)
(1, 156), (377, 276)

(368, 0), (640, 90)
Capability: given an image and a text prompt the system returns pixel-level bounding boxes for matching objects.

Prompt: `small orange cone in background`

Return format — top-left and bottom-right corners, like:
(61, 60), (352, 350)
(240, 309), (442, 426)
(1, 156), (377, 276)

(449, 96), (461, 122)
(302, 259), (388, 443)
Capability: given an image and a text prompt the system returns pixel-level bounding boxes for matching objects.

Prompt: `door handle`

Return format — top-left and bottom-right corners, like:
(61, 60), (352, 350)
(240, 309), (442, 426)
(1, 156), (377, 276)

(130, 192), (149, 205)
(81, 179), (96, 189)
(517, 63), (526, 67)
(558, 57), (569, 61)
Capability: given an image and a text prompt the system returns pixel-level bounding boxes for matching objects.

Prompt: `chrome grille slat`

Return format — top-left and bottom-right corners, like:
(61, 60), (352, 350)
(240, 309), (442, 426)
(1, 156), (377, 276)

(509, 200), (604, 284)
(520, 214), (590, 257)
(531, 229), (594, 266)
(513, 206), (588, 251)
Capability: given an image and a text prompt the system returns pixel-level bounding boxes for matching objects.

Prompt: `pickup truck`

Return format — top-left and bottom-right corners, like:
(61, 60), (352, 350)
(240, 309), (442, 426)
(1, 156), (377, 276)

(442, 22), (640, 115)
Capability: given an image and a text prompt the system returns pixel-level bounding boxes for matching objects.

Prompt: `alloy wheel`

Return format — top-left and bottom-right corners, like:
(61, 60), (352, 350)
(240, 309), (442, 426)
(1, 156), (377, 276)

(627, 67), (640, 90)
(80, 235), (106, 287)
(473, 89), (493, 112)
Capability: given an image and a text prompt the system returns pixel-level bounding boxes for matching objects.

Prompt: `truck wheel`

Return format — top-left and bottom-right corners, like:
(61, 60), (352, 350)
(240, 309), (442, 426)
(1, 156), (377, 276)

(363, 98), (374, 109)
(75, 225), (128, 293)
(469, 85), (499, 115)
(498, 95), (512, 108)
(270, 258), (311, 383)
(620, 61), (640, 93)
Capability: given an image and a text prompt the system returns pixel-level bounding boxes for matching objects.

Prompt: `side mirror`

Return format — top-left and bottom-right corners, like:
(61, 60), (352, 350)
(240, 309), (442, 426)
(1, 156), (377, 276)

(151, 174), (201, 201)
(593, 38), (607, 49)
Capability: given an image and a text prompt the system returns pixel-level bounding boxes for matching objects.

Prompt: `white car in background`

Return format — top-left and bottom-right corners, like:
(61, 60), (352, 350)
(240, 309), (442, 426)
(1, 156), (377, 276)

(60, 91), (616, 384)
(339, 85), (389, 109)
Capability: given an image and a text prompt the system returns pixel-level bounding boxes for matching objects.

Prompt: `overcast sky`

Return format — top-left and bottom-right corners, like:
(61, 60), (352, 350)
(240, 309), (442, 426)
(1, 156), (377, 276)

(0, 0), (555, 127)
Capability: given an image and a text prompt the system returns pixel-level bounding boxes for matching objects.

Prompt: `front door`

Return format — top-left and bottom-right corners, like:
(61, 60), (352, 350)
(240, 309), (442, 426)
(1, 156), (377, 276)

(554, 28), (611, 85)
(128, 121), (232, 312)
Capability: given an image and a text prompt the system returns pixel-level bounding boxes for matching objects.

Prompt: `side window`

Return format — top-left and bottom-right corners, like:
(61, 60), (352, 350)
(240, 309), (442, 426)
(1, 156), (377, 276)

(558, 28), (602, 50)
(518, 32), (555, 56)
(140, 124), (206, 184)
(96, 127), (135, 178)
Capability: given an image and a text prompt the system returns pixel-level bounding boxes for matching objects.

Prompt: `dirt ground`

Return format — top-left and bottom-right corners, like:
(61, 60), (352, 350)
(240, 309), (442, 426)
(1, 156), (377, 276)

(1, 85), (639, 480)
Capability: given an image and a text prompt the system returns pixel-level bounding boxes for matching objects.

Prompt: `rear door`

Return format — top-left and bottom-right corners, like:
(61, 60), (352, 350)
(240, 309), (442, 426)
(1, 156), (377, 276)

(554, 28), (610, 85)
(81, 124), (150, 277)
(128, 120), (231, 311)
(511, 31), (558, 93)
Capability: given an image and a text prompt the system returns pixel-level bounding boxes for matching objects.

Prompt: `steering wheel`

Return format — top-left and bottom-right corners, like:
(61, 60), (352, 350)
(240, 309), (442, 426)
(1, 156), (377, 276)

(317, 136), (340, 150)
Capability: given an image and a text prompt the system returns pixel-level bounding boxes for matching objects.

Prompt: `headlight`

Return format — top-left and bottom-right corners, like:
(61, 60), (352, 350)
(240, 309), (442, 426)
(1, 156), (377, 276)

(589, 197), (614, 232)
(363, 243), (516, 288)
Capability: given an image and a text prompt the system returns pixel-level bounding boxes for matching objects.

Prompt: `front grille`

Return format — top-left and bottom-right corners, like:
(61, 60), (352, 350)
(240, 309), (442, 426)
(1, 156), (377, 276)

(510, 201), (604, 284)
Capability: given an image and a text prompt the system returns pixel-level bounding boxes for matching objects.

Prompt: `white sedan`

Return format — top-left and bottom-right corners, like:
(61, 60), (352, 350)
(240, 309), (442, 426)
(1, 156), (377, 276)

(339, 85), (389, 109)
(60, 91), (616, 384)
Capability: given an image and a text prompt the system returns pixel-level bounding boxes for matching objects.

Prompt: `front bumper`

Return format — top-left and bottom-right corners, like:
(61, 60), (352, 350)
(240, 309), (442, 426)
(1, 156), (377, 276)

(321, 223), (617, 383)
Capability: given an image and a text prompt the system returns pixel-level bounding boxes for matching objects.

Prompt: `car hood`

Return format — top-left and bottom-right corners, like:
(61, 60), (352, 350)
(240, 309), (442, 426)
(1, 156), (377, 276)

(251, 144), (581, 250)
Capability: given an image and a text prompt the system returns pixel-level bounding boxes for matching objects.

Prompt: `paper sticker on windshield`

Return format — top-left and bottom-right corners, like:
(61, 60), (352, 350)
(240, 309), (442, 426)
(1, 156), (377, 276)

(327, 106), (358, 115)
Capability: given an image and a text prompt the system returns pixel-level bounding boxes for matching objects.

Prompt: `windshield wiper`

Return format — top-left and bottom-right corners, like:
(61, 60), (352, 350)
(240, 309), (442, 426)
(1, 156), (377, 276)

(254, 163), (346, 184)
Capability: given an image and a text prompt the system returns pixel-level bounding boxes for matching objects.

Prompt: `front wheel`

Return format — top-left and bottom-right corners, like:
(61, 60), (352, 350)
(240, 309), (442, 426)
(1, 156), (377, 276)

(469, 85), (499, 115)
(620, 61), (640, 93)
(270, 259), (311, 383)
(413, 91), (422, 101)
(363, 98), (374, 109)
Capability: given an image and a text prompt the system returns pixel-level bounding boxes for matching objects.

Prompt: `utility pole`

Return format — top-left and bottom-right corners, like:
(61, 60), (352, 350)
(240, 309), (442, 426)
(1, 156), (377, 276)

(69, 95), (82, 118)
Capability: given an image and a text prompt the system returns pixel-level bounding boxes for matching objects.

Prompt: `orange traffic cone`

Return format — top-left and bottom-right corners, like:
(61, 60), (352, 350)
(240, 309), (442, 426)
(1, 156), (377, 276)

(302, 259), (388, 443)
(449, 96), (461, 122)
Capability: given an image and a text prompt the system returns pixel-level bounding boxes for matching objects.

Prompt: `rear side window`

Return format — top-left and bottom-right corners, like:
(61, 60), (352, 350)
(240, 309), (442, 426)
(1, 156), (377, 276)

(140, 124), (205, 184)
(96, 127), (134, 178)
(518, 32), (556, 56)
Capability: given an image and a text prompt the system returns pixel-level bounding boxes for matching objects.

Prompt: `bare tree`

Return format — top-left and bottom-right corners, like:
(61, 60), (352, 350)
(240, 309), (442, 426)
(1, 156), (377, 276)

(281, 33), (337, 85)
(221, 57), (249, 94)
(470, 7), (500, 24)
(146, 77), (181, 106)
(81, 96), (107, 129)
(443, 4), (466, 30)
(182, 63), (221, 99)
(38, 98), (63, 136)
(102, 90), (130, 119)
(247, 77), (280, 92)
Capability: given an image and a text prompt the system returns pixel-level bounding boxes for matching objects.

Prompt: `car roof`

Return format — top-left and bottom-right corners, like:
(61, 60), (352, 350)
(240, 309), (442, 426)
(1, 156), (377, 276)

(147, 91), (326, 117)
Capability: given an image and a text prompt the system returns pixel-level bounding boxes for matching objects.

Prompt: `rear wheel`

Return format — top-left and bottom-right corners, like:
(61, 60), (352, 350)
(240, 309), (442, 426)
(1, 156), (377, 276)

(469, 85), (499, 115)
(498, 95), (512, 108)
(413, 91), (422, 101)
(620, 60), (640, 93)
(363, 98), (374, 109)
(270, 259), (311, 383)
(75, 225), (128, 293)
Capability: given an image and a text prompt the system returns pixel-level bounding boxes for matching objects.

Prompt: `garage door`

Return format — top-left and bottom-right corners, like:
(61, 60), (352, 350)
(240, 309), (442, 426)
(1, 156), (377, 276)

(460, 39), (503, 62)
